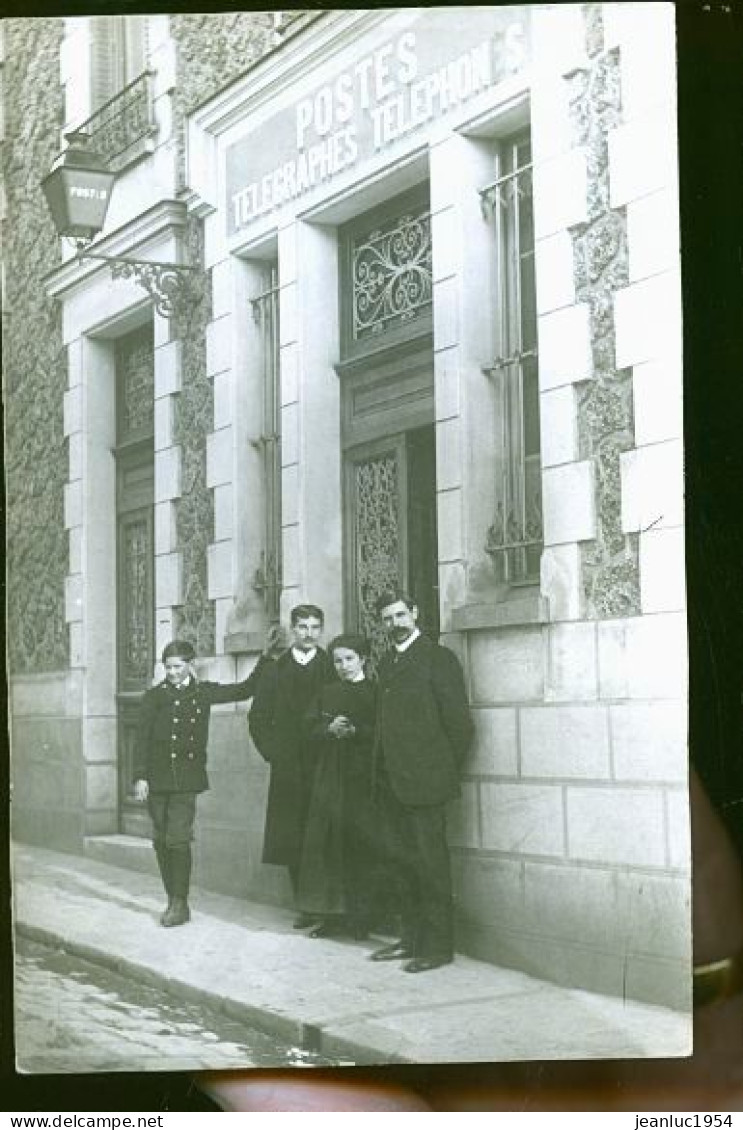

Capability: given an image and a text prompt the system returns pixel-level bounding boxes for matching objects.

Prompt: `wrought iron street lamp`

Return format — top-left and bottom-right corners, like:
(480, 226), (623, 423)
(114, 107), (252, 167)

(42, 130), (196, 319)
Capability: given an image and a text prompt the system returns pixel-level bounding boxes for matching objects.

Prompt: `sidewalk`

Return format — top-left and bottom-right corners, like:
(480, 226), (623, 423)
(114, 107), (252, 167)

(12, 843), (691, 1067)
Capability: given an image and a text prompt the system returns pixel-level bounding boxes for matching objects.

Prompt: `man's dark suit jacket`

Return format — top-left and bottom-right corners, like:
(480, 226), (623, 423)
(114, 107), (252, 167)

(375, 633), (473, 807)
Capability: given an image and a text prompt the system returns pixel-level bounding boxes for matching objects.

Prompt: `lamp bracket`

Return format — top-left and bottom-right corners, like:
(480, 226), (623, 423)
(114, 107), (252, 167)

(73, 246), (199, 320)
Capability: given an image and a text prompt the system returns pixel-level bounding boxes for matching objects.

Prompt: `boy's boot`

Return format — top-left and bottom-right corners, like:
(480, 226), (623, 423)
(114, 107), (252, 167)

(162, 844), (191, 927)
(153, 842), (173, 925)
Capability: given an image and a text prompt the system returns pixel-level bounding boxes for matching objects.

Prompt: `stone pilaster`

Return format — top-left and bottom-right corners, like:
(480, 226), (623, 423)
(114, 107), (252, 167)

(277, 218), (342, 633)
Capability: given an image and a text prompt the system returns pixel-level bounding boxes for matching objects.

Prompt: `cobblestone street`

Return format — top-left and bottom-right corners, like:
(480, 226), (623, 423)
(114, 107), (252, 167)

(15, 937), (333, 1074)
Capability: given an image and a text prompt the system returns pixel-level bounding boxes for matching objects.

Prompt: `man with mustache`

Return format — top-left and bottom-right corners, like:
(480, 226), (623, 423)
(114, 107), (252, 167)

(369, 591), (473, 973)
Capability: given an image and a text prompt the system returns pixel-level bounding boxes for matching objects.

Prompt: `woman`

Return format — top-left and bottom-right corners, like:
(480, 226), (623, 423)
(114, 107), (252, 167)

(296, 634), (378, 939)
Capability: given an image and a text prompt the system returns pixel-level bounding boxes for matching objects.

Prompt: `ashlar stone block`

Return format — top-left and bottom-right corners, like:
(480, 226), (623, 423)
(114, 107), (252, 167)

(615, 872), (691, 960)
(542, 461), (596, 547)
(520, 705), (610, 779)
(620, 440), (684, 534)
(537, 303), (593, 391)
(666, 787), (692, 870)
(481, 782), (565, 857)
(206, 427), (233, 489)
(208, 540), (234, 601)
(523, 862), (617, 948)
(469, 626), (545, 705)
(608, 110), (678, 210)
(205, 317), (232, 377)
(632, 357), (683, 447)
(467, 707), (518, 777)
(545, 621), (598, 702)
(610, 701), (688, 784)
(540, 385), (579, 468)
(534, 230), (576, 316)
(154, 339), (182, 399)
(533, 150), (588, 240)
(567, 785), (666, 867)
(540, 544), (582, 622)
(639, 527), (687, 615)
(614, 272), (682, 370)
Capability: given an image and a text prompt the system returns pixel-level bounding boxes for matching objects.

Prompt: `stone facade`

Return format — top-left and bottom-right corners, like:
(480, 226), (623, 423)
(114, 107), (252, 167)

(169, 12), (314, 190)
(7, 5), (688, 1013)
(172, 215), (215, 654)
(568, 8), (641, 618)
(166, 10), (315, 646)
(3, 18), (68, 673)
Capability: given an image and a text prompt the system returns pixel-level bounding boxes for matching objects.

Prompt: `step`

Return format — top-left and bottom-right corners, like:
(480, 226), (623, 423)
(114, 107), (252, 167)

(84, 833), (158, 877)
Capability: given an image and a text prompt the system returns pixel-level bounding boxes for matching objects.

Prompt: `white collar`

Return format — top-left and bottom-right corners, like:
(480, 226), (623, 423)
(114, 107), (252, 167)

(345, 672), (366, 683)
(292, 646), (317, 666)
(395, 628), (421, 654)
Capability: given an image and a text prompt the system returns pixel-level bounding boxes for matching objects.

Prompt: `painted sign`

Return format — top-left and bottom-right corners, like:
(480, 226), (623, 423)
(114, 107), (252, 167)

(225, 7), (530, 236)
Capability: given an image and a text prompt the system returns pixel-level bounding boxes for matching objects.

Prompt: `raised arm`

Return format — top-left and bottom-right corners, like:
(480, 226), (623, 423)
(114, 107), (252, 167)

(204, 652), (274, 705)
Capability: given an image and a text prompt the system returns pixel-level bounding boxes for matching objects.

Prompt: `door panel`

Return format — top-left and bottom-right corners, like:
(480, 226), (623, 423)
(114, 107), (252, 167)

(345, 434), (408, 668)
(116, 462), (154, 836)
(341, 351), (438, 663)
(344, 426), (439, 666)
(407, 426), (439, 641)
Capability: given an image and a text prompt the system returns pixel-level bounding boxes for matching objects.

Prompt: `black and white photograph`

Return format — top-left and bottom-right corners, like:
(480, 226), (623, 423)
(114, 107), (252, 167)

(5, 2), (693, 1075)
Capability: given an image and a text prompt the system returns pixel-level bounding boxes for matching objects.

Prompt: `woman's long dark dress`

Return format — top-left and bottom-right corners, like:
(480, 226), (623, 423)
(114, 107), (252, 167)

(297, 678), (377, 929)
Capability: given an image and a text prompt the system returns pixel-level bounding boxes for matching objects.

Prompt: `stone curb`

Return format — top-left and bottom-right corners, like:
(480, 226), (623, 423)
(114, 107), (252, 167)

(15, 919), (403, 1067)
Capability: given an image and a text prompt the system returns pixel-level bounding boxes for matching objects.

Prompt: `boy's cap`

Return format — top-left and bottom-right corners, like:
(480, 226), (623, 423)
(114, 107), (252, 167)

(162, 639), (196, 663)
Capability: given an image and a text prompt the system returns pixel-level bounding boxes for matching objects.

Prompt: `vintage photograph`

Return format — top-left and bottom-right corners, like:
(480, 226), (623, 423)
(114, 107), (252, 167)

(5, 3), (691, 1073)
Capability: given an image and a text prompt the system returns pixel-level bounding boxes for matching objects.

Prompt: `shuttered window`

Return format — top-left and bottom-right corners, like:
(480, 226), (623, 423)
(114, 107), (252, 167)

(90, 15), (147, 112)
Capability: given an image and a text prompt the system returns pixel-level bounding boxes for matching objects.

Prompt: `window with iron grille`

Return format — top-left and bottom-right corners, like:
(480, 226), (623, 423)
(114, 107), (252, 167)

(481, 132), (542, 585)
(251, 264), (283, 624)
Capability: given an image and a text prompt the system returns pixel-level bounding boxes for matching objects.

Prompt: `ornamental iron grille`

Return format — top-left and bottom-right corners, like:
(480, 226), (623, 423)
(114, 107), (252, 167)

(251, 265), (283, 624)
(350, 205), (432, 343)
(481, 134), (543, 584)
(116, 324), (154, 443)
(353, 451), (402, 671)
(78, 71), (155, 168)
(121, 517), (151, 682)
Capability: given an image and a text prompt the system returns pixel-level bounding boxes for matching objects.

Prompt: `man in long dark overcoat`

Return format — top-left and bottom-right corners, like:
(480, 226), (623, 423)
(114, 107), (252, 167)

(134, 639), (270, 927)
(369, 591), (474, 972)
(248, 604), (333, 924)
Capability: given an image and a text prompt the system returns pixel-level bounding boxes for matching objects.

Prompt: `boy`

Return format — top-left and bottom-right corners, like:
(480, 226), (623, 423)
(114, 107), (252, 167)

(133, 639), (270, 927)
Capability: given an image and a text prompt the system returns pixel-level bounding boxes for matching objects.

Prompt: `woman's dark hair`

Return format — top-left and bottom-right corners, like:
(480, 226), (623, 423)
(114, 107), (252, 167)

(328, 633), (369, 659)
(290, 603), (325, 625)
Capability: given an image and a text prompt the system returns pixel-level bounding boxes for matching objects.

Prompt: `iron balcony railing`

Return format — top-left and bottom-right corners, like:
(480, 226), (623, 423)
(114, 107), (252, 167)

(77, 71), (156, 168)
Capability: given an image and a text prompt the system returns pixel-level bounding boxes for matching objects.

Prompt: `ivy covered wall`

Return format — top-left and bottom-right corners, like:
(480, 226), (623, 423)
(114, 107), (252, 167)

(3, 19), (69, 673)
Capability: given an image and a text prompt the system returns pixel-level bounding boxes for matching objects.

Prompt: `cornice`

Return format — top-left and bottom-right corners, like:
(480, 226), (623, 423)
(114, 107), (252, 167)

(189, 8), (399, 139)
(43, 198), (189, 300)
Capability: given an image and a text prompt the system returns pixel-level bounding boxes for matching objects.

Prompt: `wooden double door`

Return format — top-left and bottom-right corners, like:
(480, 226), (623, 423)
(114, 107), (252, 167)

(112, 324), (155, 835)
(116, 444), (154, 835)
(342, 346), (439, 665)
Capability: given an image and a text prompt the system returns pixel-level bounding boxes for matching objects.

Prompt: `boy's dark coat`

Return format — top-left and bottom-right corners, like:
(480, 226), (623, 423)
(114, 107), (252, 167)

(134, 660), (268, 793)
